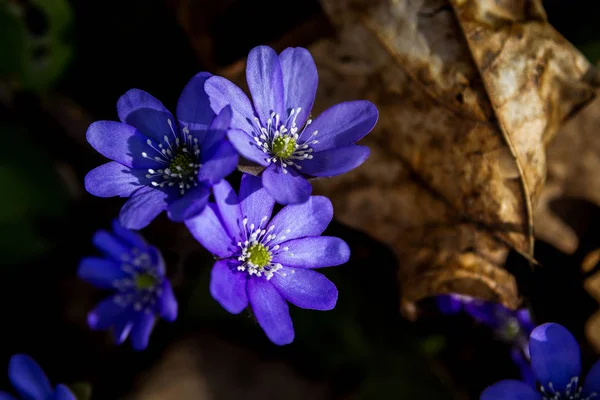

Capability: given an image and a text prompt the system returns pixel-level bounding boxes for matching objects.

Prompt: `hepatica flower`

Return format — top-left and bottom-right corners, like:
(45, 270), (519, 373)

(85, 72), (238, 229)
(78, 220), (177, 350)
(204, 45), (379, 204)
(185, 174), (349, 345)
(481, 323), (600, 400)
(0, 354), (75, 400)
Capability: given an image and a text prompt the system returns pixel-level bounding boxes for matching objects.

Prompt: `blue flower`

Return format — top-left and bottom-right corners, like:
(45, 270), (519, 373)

(84, 72), (239, 229)
(0, 354), (75, 400)
(185, 174), (349, 345)
(481, 323), (600, 400)
(204, 45), (379, 205)
(78, 220), (178, 350)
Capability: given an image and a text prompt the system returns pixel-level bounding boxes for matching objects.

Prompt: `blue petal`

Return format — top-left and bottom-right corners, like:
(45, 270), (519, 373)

(210, 259), (248, 314)
(510, 347), (536, 388)
(239, 173), (275, 225)
(53, 384), (77, 400)
(157, 280), (178, 322)
(185, 203), (236, 258)
(582, 359), (600, 396)
(308, 101), (378, 152)
(205, 76), (255, 132)
(212, 180), (243, 243)
(111, 317), (134, 345)
(176, 72), (215, 141)
(8, 354), (52, 400)
(262, 164), (312, 205)
(130, 314), (155, 351)
(247, 278), (294, 345)
(298, 145), (370, 177)
(88, 297), (125, 330)
(246, 46), (284, 126)
(86, 121), (159, 168)
(268, 196), (333, 246)
(77, 257), (126, 289)
(436, 295), (463, 315)
(279, 47), (317, 129)
(272, 237), (350, 269)
(111, 219), (147, 250)
(227, 129), (269, 166)
(117, 89), (175, 143)
(0, 392), (17, 400)
(166, 186), (210, 222)
(203, 105), (232, 153)
(480, 380), (541, 400)
(198, 140), (239, 186)
(271, 268), (337, 311)
(118, 187), (169, 230)
(92, 229), (129, 261)
(84, 162), (142, 198)
(529, 323), (582, 392)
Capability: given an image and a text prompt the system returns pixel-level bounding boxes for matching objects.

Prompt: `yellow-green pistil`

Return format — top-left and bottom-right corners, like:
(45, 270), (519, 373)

(168, 148), (196, 175)
(272, 136), (296, 159)
(247, 243), (272, 268)
(135, 273), (157, 290)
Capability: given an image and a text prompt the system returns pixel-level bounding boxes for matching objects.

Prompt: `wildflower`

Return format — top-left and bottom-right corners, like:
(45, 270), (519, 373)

(78, 220), (178, 350)
(85, 72), (238, 229)
(204, 45), (378, 205)
(0, 354), (75, 400)
(185, 174), (349, 344)
(481, 323), (600, 400)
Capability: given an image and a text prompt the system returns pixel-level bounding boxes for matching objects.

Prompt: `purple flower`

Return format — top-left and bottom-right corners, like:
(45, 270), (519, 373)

(84, 72), (239, 229)
(78, 220), (178, 350)
(185, 174), (349, 345)
(481, 323), (600, 400)
(0, 354), (75, 400)
(204, 45), (378, 205)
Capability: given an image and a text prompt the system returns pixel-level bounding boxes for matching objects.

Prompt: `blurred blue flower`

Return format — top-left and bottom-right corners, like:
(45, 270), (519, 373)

(204, 45), (379, 205)
(185, 174), (349, 345)
(0, 354), (75, 400)
(78, 220), (178, 350)
(481, 323), (600, 400)
(84, 72), (238, 229)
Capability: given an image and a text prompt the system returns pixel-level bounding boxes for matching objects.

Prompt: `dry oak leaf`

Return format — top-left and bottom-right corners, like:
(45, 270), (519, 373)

(300, 0), (599, 311)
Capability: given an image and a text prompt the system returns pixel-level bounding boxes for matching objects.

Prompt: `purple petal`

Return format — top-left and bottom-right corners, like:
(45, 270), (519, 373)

(84, 162), (142, 198)
(176, 72), (215, 140)
(210, 259), (248, 314)
(227, 129), (269, 166)
(480, 380), (541, 400)
(279, 47), (317, 129)
(117, 89), (175, 143)
(158, 280), (178, 322)
(111, 219), (147, 249)
(205, 76), (255, 132)
(271, 268), (337, 311)
(529, 323), (581, 392)
(167, 186), (210, 222)
(246, 46), (284, 126)
(268, 196), (333, 246)
(185, 203), (236, 258)
(510, 347), (536, 388)
(88, 297), (125, 330)
(583, 359), (600, 395)
(212, 179), (243, 242)
(130, 313), (155, 351)
(92, 229), (129, 260)
(247, 278), (294, 345)
(86, 121), (158, 168)
(299, 145), (370, 177)
(8, 354), (52, 400)
(119, 187), (169, 230)
(308, 101), (378, 152)
(53, 384), (77, 400)
(77, 257), (126, 289)
(272, 237), (349, 268)
(112, 317), (134, 345)
(198, 140), (239, 185)
(0, 392), (17, 400)
(436, 295), (463, 315)
(262, 164), (311, 205)
(239, 173), (275, 224)
(203, 105), (232, 152)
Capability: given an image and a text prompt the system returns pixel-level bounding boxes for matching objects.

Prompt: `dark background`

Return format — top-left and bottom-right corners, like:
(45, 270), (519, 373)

(1, 0), (600, 398)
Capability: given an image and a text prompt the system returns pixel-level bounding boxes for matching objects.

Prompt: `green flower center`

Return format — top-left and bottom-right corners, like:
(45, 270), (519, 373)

(135, 273), (157, 290)
(272, 136), (296, 159)
(168, 148), (197, 175)
(247, 243), (272, 268)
